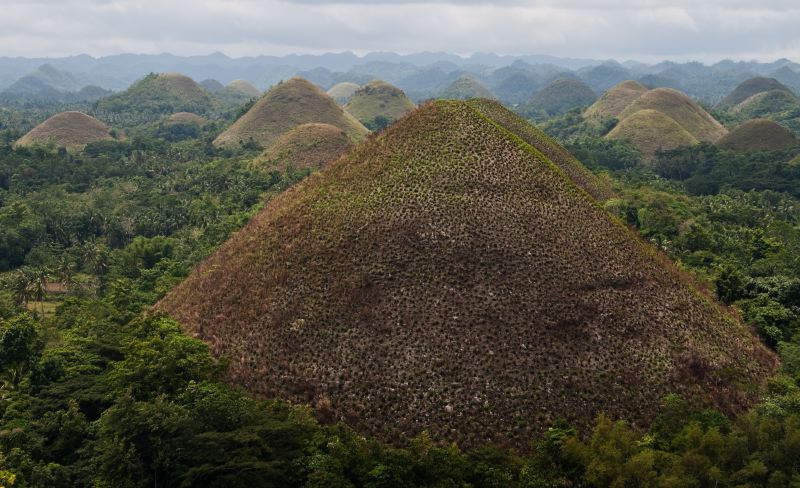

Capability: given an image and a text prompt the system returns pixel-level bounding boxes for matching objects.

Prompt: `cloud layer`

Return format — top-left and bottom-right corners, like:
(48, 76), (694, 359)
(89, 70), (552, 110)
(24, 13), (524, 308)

(0, 0), (799, 62)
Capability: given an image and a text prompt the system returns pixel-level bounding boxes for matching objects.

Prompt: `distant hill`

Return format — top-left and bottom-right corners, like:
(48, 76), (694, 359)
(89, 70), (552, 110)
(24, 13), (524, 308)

(584, 80), (648, 121)
(439, 75), (494, 100)
(720, 77), (794, 108)
(344, 80), (416, 130)
(733, 90), (800, 118)
(254, 123), (353, 172)
(166, 112), (207, 126)
(577, 63), (632, 92)
(95, 72), (216, 123)
(716, 119), (797, 152)
(607, 109), (699, 157)
(0, 64), (111, 104)
(158, 99), (775, 449)
(618, 88), (727, 143)
(524, 78), (596, 117)
(327, 82), (361, 105)
(14, 111), (116, 151)
(213, 77), (368, 149)
(200, 79), (225, 93)
(227, 80), (261, 98)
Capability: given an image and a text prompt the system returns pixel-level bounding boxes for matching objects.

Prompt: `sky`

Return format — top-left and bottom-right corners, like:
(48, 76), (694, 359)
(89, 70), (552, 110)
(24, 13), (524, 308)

(1, 0), (800, 62)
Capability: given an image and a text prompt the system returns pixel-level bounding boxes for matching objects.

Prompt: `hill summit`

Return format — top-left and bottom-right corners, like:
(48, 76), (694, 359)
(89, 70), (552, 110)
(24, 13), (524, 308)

(96, 72), (215, 120)
(213, 77), (368, 149)
(15, 111), (115, 151)
(158, 100), (775, 449)
(717, 119), (797, 151)
(254, 123), (353, 172)
(327, 82), (361, 105)
(344, 80), (416, 129)
(584, 80), (648, 121)
(525, 78), (597, 117)
(720, 77), (794, 108)
(439, 75), (494, 100)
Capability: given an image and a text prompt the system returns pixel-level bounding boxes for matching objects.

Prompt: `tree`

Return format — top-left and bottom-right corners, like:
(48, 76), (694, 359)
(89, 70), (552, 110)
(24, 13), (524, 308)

(0, 314), (42, 390)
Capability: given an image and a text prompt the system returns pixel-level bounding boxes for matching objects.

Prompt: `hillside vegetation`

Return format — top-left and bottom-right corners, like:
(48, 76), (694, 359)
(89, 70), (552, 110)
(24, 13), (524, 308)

(524, 78), (597, 118)
(344, 80), (416, 130)
(213, 77), (368, 149)
(439, 75), (494, 100)
(158, 100), (774, 449)
(607, 109), (700, 157)
(584, 80), (648, 121)
(14, 111), (116, 151)
(720, 76), (794, 108)
(254, 122), (353, 172)
(717, 119), (797, 152)
(327, 82), (361, 104)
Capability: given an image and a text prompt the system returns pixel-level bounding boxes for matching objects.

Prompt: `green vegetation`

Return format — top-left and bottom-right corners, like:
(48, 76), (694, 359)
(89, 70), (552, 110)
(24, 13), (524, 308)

(439, 75), (494, 100)
(213, 77), (368, 149)
(717, 119), (797, 152)
(344, 80), (416, 130)
(13, 112), (116, 152)
(720, 77), (794, 108)
(326, 82), (360, 105)
(521, 78), (597, 120)
(584, 80), (648, 121)
(607, 109), (699, 158)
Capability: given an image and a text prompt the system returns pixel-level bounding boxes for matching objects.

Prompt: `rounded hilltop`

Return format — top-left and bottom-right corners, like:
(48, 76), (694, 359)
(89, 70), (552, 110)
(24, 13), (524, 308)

(606, 109), (699, 157)
(158, 99), (775, 450)
(439, 75), (494, 100)
(96, 72), (216, 118)
(344, 80), (416, 130)
(213, 77), (368, 149)
(227, 79), (261, 98)
(717, 119), (797, 152)
(526, 78), (597, 117)
(15, 111), (116, 151)
(327, 82), (361, 105)
(721, 77), (794, 108)
(166, 112), (207, 126)
(584, 80), (648, 121)
(254, 122), (353, 172)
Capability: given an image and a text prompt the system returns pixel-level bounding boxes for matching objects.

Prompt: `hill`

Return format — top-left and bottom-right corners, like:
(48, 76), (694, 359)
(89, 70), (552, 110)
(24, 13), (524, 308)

(200, 79), (225, 93)
(227, 80), (261, 98)
(327, 82), (361, 105)
(14, 111), (115, 151)
(158, 100), (774, 449)
(213, 77), (368, 149)
(166, 112), (207, 126)
(618, 88), (727, 142)
(716, 119), (797, 151)
(96, 72), (216, 121)
(344, 80), (416, 130)
(524, 78), (597, 117)
(606, 109), (699, 157)
(466, 98), (614, 201)
(439, 75), (494, 100)
(584, 80), (648, 121)
(720, 77), (794, 108)
(733, 89), (800, 118)
(254, 123), (353, 172)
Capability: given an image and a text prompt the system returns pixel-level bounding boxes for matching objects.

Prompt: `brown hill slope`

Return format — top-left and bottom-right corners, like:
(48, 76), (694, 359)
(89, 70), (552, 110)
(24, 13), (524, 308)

(344, 80), (416, 128)
(721, 77), (794, 108)
(227, 80), (261, 98)
(158, 100), (775, 449)
(166, 112), (207, 126)
(466, 98), (614, 200)
(254, 123), (353, 172)
(15, 111), (114, 151)
(717, 119), (797, 151)
(618, 88), (727, 142)
(606, 109), (699, 158)
(328, 82), (361, 105)
(213, 77), (368, 148)
(584, 80), (648, 121)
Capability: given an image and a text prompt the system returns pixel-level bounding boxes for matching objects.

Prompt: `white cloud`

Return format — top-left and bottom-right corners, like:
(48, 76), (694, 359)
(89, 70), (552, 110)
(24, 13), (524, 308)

(0, 0), (798, 62)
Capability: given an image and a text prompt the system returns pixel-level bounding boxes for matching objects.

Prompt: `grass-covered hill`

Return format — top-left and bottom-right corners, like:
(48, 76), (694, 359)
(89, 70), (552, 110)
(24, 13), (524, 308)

(439, 75), (494, 100)
(95, 72), (216, 123)
(733, 89), (800, 119)
(606, 109), (700, 157)
(716, 119), (798, 151)
(523, 78), (597, 118)
(618, 88), (727, 143)
(13, 111), (116, 151)
(158, 99), (775, 449)
(227, 80), (261, 98)
(344, 80), (416, 130)
(165, 111), (207, 126)
(327, 82), (361, 105)
(213, 77), (368, 149)
(584, 80), (648, 121)
(254, 122), (353, 172)
(720, 77), (794, 108)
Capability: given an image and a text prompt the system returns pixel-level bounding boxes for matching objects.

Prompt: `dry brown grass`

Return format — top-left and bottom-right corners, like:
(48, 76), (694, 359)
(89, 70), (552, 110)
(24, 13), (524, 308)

(213, 77), (369, 149)
(166, 112), (208, 126)
(584, 80), (648, 121)
(157, 100), (776, 449)
(607, 109), (699, 158)
(227, 80), (261, 98)
(721, 77), (793, 108)
(717, 119), (797, 151)
(14, 111), (115, 151)
(618, 88), (727, 142)
(254, 123), (354, 172)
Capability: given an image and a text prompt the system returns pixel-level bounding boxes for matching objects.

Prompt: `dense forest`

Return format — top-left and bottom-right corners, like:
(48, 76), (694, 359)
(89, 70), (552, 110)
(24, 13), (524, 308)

(2, 85), (800, 487)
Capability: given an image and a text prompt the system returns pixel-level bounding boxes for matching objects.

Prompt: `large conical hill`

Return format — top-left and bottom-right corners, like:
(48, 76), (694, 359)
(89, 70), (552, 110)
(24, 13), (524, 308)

(584, 80), (648, 121)
(15, 111), (116, 151)
(213, 77), (368, 149)
(606, 109), (699, 157)
(525, 78), (597, 117)
(158, 100), (775, 449)
(96, 72), (215, 118)
(254, 123), (353, 173)
(717, 119), (797, 151)
(439, 75), (494, 100)
(618, 88), (727, 142)
(344, 80), (416, 129)
(721, 77), (794, 108)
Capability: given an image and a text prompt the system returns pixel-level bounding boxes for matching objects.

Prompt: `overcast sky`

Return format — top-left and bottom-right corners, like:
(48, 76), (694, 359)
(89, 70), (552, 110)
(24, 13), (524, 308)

(1, 0), (799, 62)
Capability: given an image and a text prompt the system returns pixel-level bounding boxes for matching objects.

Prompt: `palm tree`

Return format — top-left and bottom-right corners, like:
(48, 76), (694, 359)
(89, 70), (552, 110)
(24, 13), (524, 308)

(9, 268), (34, 307)
(29, 268), (50, 314)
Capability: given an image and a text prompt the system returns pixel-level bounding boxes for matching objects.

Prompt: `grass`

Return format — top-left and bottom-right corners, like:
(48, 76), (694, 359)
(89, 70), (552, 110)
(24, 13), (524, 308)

(344, 80), (416, 127)
(14, 111), (115, 151)
(96, 72), (216, 119)
(227, 80), (261, 98)
(733, 89), (800, 118)
(166, 112), (207, 126)
(606, 109), (699, 158)
(327, 82), (361, 105)
(158, 100), (774, 450)
(584, 80), (648, 121)
(526, 78), (597, 116)
(213, 77), (369, 149)
(254, 123), (354, 172)
(618, 88), (728, 142)
(439, 75), (494, 100)
(720, 77), (794, 108)
(717, 119), (798, 152)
